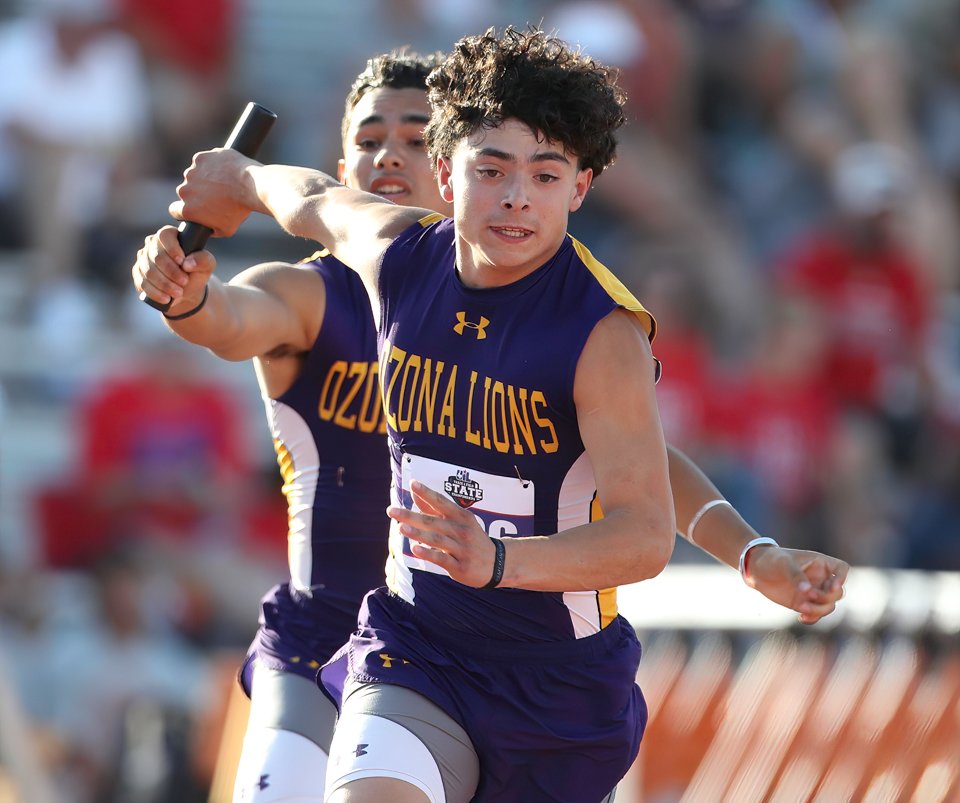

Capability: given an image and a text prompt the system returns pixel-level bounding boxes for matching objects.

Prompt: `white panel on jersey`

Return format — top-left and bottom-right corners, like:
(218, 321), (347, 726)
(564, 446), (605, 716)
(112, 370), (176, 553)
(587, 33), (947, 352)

(263, 397), (320, 592)
(563, 590), (603, 638)
(558, 450), (606, 637)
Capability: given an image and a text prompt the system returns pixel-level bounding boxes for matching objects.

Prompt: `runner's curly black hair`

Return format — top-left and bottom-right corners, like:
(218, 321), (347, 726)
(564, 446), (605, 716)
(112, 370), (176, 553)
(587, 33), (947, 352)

(425, 26), (626, 177)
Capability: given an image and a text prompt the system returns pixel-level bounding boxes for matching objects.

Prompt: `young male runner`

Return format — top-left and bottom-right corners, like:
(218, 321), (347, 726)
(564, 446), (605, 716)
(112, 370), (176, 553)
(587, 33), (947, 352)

(137, 30), (847, 803)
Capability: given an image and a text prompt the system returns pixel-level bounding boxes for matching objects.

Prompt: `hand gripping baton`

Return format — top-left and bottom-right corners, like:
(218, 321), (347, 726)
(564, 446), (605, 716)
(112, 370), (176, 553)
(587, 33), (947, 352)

(140, 101), (278, 312)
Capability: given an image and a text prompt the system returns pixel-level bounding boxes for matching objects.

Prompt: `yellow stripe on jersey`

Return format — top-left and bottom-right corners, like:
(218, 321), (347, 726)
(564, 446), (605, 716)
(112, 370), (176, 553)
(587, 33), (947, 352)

(590, 492), (619, 628)
(274, 438), (297, 496)
(274, 438), (300, 570)
(299, 248), (332, 264)
(385, 547), (399, 595)
(590, 490), (603, 523)
(418, 212), (447, 227)
(598, 586), (618, 630)
(568, 234), (657, 342)
(573, 239), (653, 629)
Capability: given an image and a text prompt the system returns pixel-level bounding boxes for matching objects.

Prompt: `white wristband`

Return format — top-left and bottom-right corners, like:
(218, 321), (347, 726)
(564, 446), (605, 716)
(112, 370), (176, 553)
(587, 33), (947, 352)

(686, 499), (733, 545)
(738, 536), (779, 583)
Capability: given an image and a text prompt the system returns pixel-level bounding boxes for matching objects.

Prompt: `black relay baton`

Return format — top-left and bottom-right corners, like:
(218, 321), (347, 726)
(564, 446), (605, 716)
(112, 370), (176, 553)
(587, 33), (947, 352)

(140, 101), (278, 312)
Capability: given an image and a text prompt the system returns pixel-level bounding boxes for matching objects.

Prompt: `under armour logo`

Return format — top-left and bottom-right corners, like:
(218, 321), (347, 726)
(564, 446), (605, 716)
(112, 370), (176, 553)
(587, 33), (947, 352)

(454, 311), (490, 339)
(256, 775), (270, 791)
(354, 744), (369, 757)
(379, 652), (410, 668)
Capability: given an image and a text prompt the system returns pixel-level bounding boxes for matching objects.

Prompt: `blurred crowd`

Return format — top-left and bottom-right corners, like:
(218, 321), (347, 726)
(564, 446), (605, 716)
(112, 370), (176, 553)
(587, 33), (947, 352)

(1, 0), (959, 800)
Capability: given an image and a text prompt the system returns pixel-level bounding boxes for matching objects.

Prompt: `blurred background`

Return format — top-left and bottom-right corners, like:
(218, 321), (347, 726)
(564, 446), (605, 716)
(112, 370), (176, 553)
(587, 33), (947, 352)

(0, 0), (958, 800)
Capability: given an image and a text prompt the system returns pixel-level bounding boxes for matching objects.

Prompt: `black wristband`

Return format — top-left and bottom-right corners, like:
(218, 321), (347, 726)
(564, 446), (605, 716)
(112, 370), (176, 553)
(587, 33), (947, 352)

(162, 286), (209, 321)
(482, 537), (506, 589)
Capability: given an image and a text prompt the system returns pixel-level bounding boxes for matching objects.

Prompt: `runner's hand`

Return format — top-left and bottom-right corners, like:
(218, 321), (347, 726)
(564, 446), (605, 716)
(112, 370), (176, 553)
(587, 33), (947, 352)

(746, 547), (848, 625)
(388, 480), (500, 588)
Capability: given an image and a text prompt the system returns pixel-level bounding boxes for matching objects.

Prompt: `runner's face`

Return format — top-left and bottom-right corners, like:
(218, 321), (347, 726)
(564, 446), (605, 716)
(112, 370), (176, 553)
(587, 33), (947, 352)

(339, 87), (449, 214)
(437, 118), (592, 288)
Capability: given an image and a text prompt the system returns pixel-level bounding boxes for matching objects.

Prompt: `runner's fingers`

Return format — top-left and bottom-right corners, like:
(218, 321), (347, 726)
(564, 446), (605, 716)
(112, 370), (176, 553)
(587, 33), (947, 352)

(830, 562), (850, 588)
(149, 251), (189, 290)
(797, 600), (837, 624)
(801, 575), (844, 601)
(802, 555), (849, 582)
(143, 227), (186, 271)
(168, 198), (187, 223)
(388, 505), (446, 531)
(149, 230), (217, 278)
(797, 557), (832, 584)
(409, 540), (459, 571)
(399, 522), (454, 551)
(812, 572), (845, 598)
(156, 224), (184, 256)
(400, 524), (460, 556)
(136, 244), (189, 301)
(389, 507), (471, 549)
(410, 480), (470, 521)
(408, 485), (445, 517)
(134, 263), (180, 304)
(818, 581), (844, 600)
(401, 514), (481, 551)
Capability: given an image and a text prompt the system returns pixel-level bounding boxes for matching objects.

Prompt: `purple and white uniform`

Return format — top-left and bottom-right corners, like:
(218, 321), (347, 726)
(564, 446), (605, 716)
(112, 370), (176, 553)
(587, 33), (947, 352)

(321, 215), (657, 802)
(240, 253), (390, 693)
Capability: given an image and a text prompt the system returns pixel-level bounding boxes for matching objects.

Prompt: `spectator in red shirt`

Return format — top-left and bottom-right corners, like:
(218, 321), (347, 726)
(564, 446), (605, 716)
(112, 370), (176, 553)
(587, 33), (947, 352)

(710, 294), (841, 548)
(777, 142), (932, 421)
(77, 340), (250, 545)
(35, 339), (279, 644)
(115, 0), (237, 174)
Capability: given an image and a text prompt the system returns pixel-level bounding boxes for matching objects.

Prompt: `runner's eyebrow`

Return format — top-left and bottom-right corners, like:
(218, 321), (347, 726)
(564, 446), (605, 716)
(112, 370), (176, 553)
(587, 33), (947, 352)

(475, 147), (570, 164)
(356, 113), (430, 129)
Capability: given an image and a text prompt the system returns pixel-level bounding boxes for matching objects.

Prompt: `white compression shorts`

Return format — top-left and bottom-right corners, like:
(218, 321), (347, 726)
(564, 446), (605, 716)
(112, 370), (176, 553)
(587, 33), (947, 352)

(324, 683), (478, 803)
(232, 664), (336, 802)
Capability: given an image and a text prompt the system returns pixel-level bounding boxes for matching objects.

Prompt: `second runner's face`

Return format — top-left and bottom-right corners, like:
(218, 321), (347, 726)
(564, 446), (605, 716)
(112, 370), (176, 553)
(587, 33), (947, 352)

(339, 86), (450, 215)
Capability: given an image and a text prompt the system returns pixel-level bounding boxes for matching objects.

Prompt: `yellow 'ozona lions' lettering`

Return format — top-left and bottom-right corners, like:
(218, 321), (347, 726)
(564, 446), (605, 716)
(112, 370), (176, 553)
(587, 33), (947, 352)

(382, 340), (459, 439)
(318, 360), (386, 434)
(382, 339), (559, 455)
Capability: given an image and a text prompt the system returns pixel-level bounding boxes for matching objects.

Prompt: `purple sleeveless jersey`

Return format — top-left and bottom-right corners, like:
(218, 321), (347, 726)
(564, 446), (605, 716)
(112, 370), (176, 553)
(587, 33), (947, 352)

(321, 216), (657, 801)
(241, 253), (390, 692)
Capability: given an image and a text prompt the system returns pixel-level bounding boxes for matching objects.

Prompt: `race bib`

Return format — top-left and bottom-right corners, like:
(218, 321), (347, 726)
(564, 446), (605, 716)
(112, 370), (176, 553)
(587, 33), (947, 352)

(396, 453), (536, 576)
